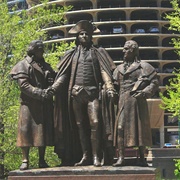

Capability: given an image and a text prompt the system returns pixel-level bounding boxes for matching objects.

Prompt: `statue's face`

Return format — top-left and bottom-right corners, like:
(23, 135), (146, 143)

(34, 41), (44, 58)
(123, 42), (134, 62)
(78, 30), (91, 45)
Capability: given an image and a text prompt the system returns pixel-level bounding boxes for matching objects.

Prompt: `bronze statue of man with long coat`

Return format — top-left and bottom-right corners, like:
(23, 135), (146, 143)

(113, 40), (159, 167)
(10, 40), (56, 170)
(49, 20), (116, 166)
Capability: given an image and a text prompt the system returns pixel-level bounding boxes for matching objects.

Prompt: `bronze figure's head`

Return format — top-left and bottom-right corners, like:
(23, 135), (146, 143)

(123, 40), (140, 62)
(68, 20), (100, 46)
(27, 40), (44, 57)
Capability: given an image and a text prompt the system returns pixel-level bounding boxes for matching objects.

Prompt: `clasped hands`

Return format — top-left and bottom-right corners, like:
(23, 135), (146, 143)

(42, 87), (55, 100)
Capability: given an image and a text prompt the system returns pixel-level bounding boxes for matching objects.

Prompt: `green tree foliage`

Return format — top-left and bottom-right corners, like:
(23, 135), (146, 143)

(165, 0), (180, 57)
(0, 0), (73, 177)
(160, 0), (180, 178)
(160, 0), (180, 116)
(160, 74), (180, 117)
(174, 158), (180, 178)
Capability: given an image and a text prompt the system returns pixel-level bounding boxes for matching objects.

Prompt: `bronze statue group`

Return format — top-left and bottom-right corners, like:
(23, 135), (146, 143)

(10, 20), (159, 170)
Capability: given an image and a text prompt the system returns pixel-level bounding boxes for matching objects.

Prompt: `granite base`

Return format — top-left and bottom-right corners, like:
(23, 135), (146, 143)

(8, 165), (160, 180)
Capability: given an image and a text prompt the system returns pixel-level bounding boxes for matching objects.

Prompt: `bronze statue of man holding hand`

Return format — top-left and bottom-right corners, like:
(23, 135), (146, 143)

(10, 40), (55, 170)
(49, 20), (116, 167)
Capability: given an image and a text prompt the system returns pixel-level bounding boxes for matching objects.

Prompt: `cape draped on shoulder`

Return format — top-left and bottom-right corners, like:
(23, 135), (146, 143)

(53, 46), (116, 165)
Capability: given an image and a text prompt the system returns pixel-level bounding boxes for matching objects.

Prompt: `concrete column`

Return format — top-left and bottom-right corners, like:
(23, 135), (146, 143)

(126, 0), (130, 7)
(126, 10), (131, 20)
(91, 12), (97, 22)
(158, 49), (163, 60)
(160, 125), (165, 148)
(157, 10), (161, 20)
(126, 22), (133, 34)
(158, 35), (162, 46)
(91, 0), (97, 9)
(157, 0), (161, 7)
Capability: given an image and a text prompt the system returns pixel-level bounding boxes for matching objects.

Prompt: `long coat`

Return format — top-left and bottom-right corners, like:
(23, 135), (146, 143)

(10, 56), (55, 147)
(53, 45), (116, 164)
(113, 61), (159, 147)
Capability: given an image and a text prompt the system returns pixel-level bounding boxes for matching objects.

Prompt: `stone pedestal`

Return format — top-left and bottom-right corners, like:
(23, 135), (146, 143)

(8, 166), (160, 180)
(148, 148), (180, 179)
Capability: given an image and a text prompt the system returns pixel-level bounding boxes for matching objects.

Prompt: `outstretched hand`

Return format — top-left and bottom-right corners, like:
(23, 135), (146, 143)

(46, 87), (55, 96)
(42, 87), (55, 100)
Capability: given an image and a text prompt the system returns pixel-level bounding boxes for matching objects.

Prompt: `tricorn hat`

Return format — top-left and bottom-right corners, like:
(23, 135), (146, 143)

(68, 20), (100, 35)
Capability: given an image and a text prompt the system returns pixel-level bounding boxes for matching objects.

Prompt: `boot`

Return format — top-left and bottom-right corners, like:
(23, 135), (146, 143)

(20, 147), (29, 170)
(137, 146), (148, 167)
(75, 151), (92, 166)
(93, 155), (101, 167)
(75, 126), (92, 166)
(113, 148), (125, 167)
(20, 161), (29, 170)
(38, 147), (49, 168)
(113, 129), (125, 167)
(106, 141), (115, 165)
(39, 160), (49, 168)
(91, 130), (101, 167)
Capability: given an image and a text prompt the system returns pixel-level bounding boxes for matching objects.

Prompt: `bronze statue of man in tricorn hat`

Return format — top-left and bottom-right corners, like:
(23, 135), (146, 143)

(48, 20), (117, 166)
